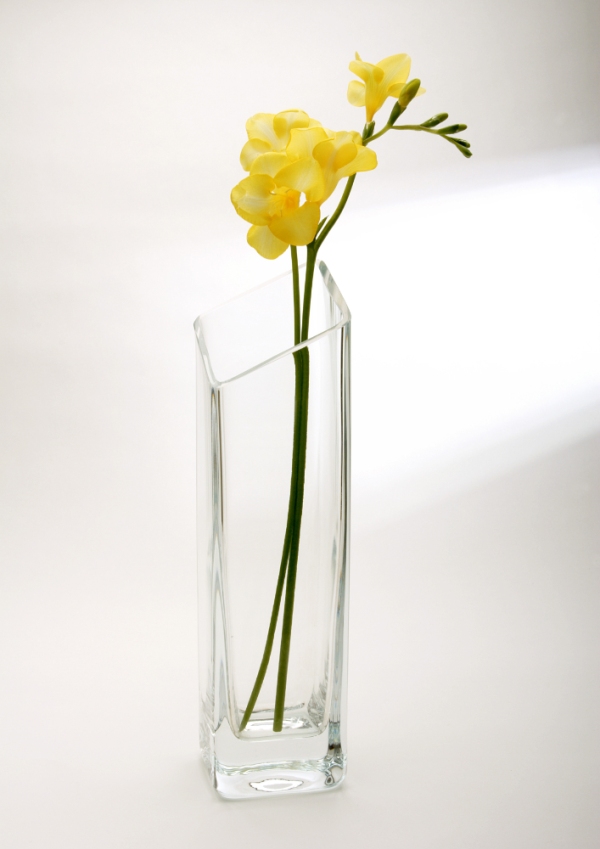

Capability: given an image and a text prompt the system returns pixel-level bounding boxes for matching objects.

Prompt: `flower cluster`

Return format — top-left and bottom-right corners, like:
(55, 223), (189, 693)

(231, 110), (377, 258)
(231, 52), (469, 260)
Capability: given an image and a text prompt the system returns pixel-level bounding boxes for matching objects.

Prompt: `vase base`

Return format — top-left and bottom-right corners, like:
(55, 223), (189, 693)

(212, 756), (346, 800)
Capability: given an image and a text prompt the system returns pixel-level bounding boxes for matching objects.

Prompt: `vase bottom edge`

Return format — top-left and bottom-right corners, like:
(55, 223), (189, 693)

(212, 755), (347, 800)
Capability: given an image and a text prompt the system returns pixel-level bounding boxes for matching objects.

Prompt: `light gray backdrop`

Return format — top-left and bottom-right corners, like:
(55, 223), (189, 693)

(1, 1), (599, 847)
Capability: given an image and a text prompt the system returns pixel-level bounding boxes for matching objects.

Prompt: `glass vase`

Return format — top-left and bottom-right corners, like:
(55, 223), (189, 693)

(194, 260), (350, 799)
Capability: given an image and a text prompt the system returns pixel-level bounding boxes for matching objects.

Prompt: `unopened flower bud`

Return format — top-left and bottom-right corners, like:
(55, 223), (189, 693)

(439, 123), (468, 135)
(388, 100), (402, 125)
(363, 121), (376, 139)
(398, 78), (421, 110)
(420, 113), (448, 128)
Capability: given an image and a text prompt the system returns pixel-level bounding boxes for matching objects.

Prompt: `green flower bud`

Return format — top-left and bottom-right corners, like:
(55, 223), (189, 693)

(363, 121), (376, 139)
(420, 113), (448, 128)
(439, 123), (468, 135)
(388, 100), (402, 125)
(398, 78), (421, 110)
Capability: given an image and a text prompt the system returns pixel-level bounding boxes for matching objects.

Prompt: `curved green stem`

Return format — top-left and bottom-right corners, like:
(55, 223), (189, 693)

(238, 520), (292, 731)
(366, 125), (390, 143)
(389, 124), (472, 155)
(238, 245), (304, 732)
(365, 119), (471, 156)
(273, 344), (309, 730)
(391, 123), (458, 140)
(273, 244), (315, 730)
(314, 175), (357, 254)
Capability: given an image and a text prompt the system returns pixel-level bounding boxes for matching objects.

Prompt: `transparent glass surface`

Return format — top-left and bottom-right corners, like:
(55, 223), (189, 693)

(194, 261), (350, 799)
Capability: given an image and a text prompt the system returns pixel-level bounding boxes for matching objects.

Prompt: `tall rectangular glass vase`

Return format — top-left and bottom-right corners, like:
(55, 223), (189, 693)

(194, 261), (350, 799)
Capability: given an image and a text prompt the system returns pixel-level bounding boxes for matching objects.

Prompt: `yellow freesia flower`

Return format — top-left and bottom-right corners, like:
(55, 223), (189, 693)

(311, 131), (377, 202)
(240, 110), (322, 172)
(281, 126), (377, 203)
(347, 52), (424, 122)
(231, 172), (321, 259)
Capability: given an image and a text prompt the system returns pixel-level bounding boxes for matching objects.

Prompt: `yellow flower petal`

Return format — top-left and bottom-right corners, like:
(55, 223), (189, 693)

(245, 113), (280, 148)
(332, 142), (358, 171)
(347, 80), (366, 107)
(349, 57), (383, 84)
(230, 182), (245, 207)
(312, 137), (339, 170)
(312, 133), (378, 202)
(378, 53), (411, 89)
(286, 126), (331, 161)
(240, 138), (271, 171)
(269, 203), (320, 246)
(274, 158), (325, 203)
(272, 109), (313, 140)
(249, 151), (290, 177)
(247, 225), (289, 259)
(336, 144), (377, 180)
(231, 174), (280, 225)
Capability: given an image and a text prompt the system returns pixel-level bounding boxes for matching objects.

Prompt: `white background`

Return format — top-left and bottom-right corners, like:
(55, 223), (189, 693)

(1, 1), (599, 846)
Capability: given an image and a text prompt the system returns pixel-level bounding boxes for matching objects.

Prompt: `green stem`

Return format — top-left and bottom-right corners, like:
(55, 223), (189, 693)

(390, 124), (471, 154)
(238, 513), (292, 731)
(365, 124), (390, 143)
(314, 175), (357, 253)
(291, 245), (300, 345)
(391, 123), (448, 135)
(365, 119), (471, 153)
(238, 246), (303, 732)
(273, 345), (309, 730)
(301, 245), (316, 339)
(273, 246), (315, 730)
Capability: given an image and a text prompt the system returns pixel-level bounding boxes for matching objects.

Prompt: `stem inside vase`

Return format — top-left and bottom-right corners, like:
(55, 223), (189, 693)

(239, 244), (317, 732)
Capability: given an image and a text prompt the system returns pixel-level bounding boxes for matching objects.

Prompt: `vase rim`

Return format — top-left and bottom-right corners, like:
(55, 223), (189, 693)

(194, 260), (350, 388)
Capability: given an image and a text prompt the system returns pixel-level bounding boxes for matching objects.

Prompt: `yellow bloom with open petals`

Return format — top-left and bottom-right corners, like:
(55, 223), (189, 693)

(240, 110), (322, 172)
(312, 131), (377, 202)
(283, 126), (378, 203)
(348, 52), (424, 122)
(231, 171), (321, 259)
(282, 126), (332, 201)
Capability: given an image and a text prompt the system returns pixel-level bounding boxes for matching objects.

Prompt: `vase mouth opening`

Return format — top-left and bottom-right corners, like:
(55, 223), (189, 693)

(194, 261), (350, 386)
